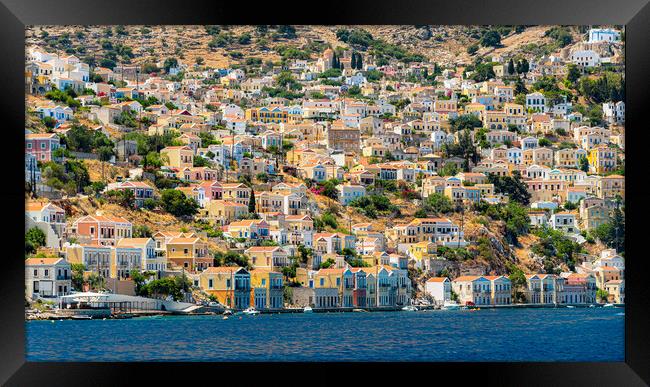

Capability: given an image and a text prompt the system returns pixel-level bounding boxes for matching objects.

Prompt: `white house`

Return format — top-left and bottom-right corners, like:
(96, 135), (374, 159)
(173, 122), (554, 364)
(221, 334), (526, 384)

(25, 257), (72, 299)
(526, 92), (546, 113)
(588, 28), (621, 44)
(570, 50), (601, 68)
(337, 184), (366, 205)
(550, 212), (578, 233)
(424, 277), (451, 305)
(603, 101), (625, 125)
(506, 147), (523, 165)
(521, 136), (539, 150)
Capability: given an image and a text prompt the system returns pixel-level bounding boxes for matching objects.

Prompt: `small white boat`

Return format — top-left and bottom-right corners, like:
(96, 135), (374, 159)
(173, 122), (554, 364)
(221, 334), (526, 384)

(303, 306), (313, 313)
(222, 315), (229, 320)
(242, 307), (260, 315)
(442, 301), (461, 311)
(588, 304), (596, 308)
(401, 305), (418, 312)
(566, 305), (576, 309)
(71, 314), (92, 320)
(603, 303), (615, 308)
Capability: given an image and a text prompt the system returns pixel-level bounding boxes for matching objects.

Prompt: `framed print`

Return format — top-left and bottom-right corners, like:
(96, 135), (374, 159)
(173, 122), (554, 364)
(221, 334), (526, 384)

(1, 0), (649, 385)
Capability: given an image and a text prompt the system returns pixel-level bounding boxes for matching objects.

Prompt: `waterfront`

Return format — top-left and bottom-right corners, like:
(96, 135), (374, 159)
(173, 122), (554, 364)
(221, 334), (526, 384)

(26, 307), (624, 362)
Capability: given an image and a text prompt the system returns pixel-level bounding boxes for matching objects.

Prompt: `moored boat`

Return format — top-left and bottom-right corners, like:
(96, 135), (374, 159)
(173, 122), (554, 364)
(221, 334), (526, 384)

(242, 307), (260, 315)
(303, 306), (313, 313)
(442, 301), (461, 310)
(401, 305), (418, 312)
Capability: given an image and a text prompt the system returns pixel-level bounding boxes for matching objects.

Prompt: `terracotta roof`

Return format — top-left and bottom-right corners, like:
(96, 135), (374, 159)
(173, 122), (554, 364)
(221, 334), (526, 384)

(168, 237), (201, 244)
(453, 275), (484, 282)
(203, 266), (246, 274)
(246, 246), (281, 253)
(25, 258), (63, 265)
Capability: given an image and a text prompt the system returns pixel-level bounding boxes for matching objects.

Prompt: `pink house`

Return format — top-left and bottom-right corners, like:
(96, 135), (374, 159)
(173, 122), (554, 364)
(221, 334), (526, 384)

(25, 133), (60, 162)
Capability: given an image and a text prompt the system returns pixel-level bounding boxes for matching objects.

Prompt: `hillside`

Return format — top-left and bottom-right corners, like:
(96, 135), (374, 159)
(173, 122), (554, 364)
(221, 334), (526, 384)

(25, 25), (590, 69)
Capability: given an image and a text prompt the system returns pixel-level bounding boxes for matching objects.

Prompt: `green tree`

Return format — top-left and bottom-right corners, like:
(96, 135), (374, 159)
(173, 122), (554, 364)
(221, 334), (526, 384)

(448, 114), (482, 132)
(438, 162), (459, 177)
(355, 52), (363, 69)
(71, 263), (86, 291)
(425, 193), (454, 214)
(160, 189), (199, 217)
(480, 30), (501, 47)
(508, 263), (527, 303)
(248, 189), (256, 214)
(320, 258), (336, 269)
(596, 288), (609, 303)
(104, 189), (135, 209)
(25, 227), (47, 254)
(566, 64), (581, 85)
(579, 155), (590, 173)
(163, 57), (178, 73)
(443, 129), (479, 171)
(488, 171), (531, 205)
(133, 225), (153, 238)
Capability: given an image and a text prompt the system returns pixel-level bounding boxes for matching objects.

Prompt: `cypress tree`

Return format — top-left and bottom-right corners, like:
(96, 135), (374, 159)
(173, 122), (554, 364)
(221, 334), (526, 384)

(507, 58), (515, 75)
(350, 52), (357, 69)
(248, 189), (256, 214)
(356, 53), (363, 69)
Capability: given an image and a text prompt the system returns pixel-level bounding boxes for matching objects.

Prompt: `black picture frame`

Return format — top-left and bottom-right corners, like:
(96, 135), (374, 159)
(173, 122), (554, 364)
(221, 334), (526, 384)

(2, 0), (649, 385)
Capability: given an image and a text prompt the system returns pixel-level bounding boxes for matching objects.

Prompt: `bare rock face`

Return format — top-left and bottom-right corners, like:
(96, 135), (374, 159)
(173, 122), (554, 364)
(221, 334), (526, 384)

(415, 26), (433, 41)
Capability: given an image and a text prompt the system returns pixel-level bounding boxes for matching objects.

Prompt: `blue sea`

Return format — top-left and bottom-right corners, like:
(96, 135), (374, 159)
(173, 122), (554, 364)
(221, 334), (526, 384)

(26, 307), (624, 362)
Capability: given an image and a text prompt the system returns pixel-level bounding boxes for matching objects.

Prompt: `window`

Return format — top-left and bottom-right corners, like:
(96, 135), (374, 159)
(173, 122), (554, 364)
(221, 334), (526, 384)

(33, 269), (38, 276)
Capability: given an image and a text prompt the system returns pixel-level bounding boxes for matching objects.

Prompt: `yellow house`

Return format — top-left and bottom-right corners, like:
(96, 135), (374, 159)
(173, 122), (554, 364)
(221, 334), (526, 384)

(408, 241), (437, 261)
(220, 183), (252, 206)
(493, 64), (506, 78)
(245, 106), (289, 124)
(587, 146), (617, 174)
(464, 103), (486, 119)
(483, 111), (507, 130)
(475, 183), (495, 197)
(160, 146), (194, 169)
(199, 266), (251, 309)
(250, 268), (284, 309)
(166, 237), (211, 272)
(245, 246), (289, 269)
(604, 280), (624, 304)
(208, 200), (248, 224)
